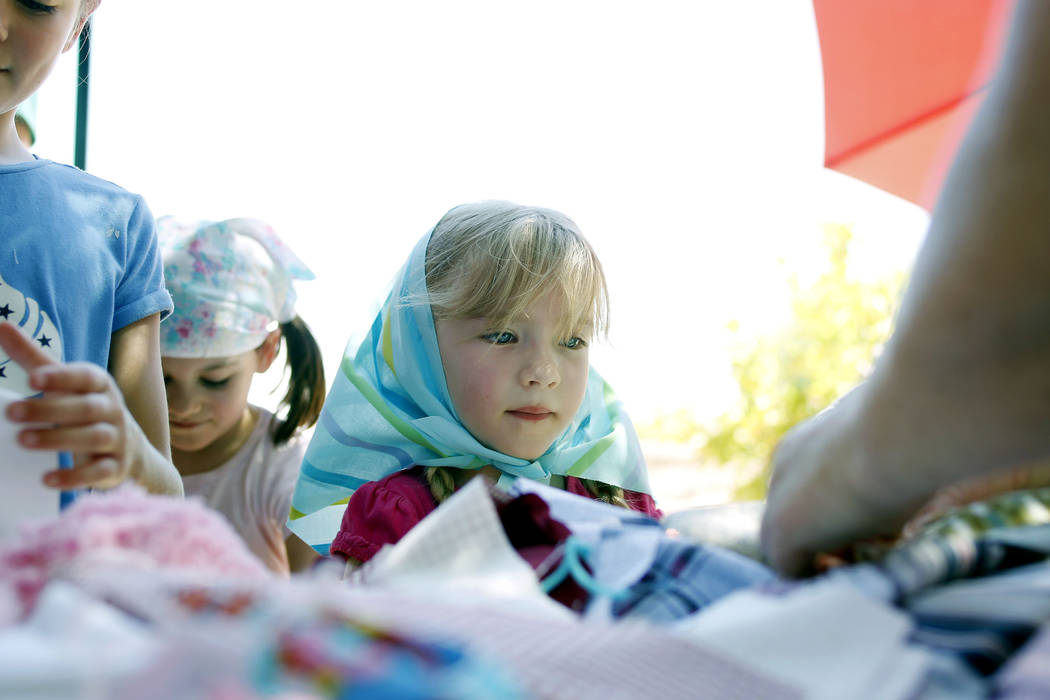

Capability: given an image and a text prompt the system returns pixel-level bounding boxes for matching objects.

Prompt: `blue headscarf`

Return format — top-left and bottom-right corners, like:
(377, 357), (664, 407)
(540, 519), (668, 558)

(288, 228), (651, 552)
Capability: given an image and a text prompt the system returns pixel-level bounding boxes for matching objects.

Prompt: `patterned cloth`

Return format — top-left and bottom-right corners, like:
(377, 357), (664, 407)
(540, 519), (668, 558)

(612, 538), (776, 623)
(289, 229), (652, 551)
(157, 217), (314, 358)
(832, 489), (1050, 676)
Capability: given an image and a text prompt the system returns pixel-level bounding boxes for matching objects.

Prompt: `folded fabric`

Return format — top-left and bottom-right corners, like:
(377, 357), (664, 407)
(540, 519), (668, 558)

(995, 622), (1050, 699)
(0, 485), (270, 624)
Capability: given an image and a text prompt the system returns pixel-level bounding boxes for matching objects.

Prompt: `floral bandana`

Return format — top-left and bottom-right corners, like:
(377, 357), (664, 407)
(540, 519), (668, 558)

(288, 228), (652, 553)
(158, 217), (314, 358)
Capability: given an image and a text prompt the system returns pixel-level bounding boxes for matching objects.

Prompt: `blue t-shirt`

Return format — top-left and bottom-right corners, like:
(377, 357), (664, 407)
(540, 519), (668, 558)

(0, 159), (173, 396)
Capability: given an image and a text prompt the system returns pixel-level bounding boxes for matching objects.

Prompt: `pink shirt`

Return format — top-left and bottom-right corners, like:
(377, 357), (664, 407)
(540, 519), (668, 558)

(331, 467), (662, 563)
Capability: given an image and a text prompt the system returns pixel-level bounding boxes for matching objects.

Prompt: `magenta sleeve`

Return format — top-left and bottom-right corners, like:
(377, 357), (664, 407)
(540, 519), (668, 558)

(330, 468), (437, 563)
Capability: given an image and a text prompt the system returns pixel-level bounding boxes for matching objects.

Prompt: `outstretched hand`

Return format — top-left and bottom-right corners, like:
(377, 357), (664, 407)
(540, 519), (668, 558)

(759, 386), (925, 577)
(0, 323), (149, 491)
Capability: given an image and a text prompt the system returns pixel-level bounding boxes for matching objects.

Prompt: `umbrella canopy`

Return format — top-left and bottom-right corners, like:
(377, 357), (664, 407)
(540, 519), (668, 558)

(814, 0), (1015, 210)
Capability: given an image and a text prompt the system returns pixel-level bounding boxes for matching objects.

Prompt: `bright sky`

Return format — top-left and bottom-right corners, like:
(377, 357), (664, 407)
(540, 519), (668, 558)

(32, 0), (929, 425)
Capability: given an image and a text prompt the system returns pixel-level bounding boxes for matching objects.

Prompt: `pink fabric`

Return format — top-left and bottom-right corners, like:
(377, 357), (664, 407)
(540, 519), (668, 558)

(331, 468), (662, 564)
(0, 485), (269, 623)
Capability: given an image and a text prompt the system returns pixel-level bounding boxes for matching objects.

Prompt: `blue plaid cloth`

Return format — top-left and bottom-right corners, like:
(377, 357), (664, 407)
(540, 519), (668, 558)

(612, 538), (775, 623)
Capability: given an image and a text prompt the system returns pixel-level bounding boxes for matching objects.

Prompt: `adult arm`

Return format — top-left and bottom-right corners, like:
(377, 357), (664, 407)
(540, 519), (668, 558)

(761, 0), (1050, 576)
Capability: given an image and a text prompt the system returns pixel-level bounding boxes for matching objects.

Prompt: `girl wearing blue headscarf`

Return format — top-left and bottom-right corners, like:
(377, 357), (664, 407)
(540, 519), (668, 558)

(289, 201), (660, 564)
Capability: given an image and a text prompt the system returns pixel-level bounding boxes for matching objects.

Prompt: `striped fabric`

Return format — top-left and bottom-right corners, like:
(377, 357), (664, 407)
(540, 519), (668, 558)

(877, 489), (1050, 597)
(849, 489), (1050, 676)
(287, 229), (651, 552)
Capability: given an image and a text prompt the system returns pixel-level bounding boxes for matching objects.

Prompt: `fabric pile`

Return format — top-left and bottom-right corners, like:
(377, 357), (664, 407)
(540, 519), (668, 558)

(673, 487), (1050, 698)
(7, 480), (1050, 698)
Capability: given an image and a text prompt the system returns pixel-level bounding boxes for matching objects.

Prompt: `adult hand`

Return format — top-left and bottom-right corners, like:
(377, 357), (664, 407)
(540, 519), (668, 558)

(0, 323), (147, 490)
(759, 385), (925, 577)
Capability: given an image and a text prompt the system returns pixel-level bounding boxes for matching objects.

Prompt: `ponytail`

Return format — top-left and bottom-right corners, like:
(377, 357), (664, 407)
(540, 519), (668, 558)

(272, 315), (326, 445)
(424, 466), (457, 504)
(579, 478), (629, 509)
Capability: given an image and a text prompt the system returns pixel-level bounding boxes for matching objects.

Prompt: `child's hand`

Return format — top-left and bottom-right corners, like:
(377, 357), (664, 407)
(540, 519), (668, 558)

(0, 323), (148, 491)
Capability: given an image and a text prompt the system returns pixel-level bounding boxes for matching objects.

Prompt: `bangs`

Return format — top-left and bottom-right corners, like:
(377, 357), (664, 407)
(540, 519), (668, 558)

(424, 204), (609, 339)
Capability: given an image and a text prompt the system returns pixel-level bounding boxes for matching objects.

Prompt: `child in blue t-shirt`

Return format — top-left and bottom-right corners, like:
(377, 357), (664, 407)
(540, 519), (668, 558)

(0, 0), (182, 497)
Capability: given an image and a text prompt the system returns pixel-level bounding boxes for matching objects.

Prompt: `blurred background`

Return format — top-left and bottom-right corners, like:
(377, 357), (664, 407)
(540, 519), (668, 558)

(30, 1), (940, 511)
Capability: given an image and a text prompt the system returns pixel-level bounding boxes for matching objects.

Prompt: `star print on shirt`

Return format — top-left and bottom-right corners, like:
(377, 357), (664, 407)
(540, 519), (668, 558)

(0, 304), (11, 319)
(37, 335), (52, 348)
(0, 366), (6, 378)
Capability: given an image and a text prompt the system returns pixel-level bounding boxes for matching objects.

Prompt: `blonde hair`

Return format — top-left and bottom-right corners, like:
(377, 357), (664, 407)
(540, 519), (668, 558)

(418, 201), (627, 507)
(421, 201), (609, 341)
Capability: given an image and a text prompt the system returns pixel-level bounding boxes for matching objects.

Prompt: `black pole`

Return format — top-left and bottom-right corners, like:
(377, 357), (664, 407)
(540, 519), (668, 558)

(74, 20), (91, 171)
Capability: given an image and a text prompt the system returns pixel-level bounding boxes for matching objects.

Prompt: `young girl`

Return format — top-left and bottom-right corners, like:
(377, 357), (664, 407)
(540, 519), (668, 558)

(1, 0), (182, 498)
(157, 217), (325, 575)
(288, 201), (660, 564)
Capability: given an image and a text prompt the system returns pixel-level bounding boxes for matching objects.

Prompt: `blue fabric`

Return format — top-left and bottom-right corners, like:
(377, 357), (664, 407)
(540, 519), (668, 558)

(996, 622), (1050, 698)
(822, 523), (1050, 677)
(0, 159), (172, 396)
(612, 538), (776, 623)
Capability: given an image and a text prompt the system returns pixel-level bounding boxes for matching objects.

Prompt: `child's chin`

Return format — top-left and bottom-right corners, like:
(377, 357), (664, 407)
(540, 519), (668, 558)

(170, 434), (212, 453)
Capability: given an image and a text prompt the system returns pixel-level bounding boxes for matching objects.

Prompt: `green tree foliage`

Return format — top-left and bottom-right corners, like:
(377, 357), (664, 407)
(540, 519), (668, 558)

(699, 223), (906, 500)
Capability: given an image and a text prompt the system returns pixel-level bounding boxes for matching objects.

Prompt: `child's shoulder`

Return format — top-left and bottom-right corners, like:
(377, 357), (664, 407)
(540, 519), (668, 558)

(40, 160), (144, 198)
(6, 159), (148, 211)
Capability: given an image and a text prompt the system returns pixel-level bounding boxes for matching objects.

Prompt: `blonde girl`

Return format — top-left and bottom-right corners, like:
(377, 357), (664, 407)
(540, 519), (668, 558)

(288, 201), (659, 564)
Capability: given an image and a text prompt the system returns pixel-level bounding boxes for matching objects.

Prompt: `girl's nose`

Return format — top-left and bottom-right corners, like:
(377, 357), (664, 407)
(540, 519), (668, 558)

(165, 384), (198, 419)
(519, 347), (560, 388)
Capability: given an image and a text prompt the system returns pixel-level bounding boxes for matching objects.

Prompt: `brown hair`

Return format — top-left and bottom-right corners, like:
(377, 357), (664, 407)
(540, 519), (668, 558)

(270, 316), (326, 446)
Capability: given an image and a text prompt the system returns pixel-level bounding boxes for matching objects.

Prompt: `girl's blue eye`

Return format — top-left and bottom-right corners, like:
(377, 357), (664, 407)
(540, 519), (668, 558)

(482, 331), (516, 345)
(562, 336), (587, 349)
(201, 377), (232, 389)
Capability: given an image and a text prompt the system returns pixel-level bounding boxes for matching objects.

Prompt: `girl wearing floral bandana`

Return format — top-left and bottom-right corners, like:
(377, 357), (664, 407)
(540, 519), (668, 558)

(158, 217), (325, 575)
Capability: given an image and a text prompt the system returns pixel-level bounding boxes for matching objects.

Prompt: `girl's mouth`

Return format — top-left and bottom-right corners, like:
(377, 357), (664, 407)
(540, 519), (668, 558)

(507, 407), (553, 421)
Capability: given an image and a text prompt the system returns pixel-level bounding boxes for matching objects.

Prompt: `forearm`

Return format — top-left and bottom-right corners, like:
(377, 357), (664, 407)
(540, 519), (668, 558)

(127, 420), (184, 496)
(853, 0), (1050, 499)
(110, 315), (182, 496)
(286, 534), (321, 573)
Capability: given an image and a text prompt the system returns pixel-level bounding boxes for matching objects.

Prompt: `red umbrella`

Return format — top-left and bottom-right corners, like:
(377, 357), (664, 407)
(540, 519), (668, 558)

(814, 0), (1015, 210)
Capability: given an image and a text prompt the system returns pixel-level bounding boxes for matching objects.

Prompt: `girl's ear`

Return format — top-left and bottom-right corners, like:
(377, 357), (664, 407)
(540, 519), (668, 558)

(62, 25), (83, 53)
(62, 1), (102, 54)
(255, 330), (282, 373)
